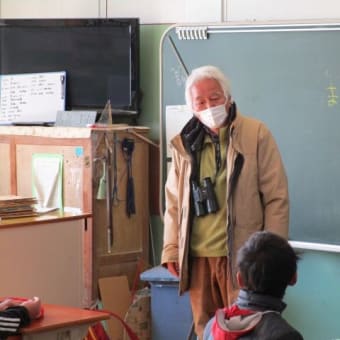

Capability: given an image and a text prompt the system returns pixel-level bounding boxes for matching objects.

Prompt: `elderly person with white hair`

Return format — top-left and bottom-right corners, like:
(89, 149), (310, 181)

(161, 65), (289, 339)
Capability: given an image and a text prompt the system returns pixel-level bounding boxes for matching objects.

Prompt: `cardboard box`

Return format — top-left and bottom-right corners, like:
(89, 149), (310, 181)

(99, 276), (131, 340)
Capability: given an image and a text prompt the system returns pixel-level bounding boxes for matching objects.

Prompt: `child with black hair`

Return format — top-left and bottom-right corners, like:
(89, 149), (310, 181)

(203, 231), (303, 340)
(0, 297), (41, 340)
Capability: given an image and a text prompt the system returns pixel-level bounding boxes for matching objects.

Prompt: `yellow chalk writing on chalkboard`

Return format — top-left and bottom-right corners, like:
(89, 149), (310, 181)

(327, 85), (338, 107)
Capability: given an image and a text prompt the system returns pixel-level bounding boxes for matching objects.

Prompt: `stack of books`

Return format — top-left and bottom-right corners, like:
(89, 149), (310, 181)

(0, 196), (38, 219)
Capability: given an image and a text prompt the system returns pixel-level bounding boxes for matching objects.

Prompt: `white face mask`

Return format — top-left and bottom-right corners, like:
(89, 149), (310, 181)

(198, 103), (228, 129)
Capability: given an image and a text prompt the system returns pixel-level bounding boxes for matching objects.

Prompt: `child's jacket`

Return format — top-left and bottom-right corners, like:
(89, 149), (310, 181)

(204, 290), (304, 340)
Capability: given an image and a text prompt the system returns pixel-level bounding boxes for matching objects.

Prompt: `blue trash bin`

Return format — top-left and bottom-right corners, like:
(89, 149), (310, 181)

(140, 266), (193, 340)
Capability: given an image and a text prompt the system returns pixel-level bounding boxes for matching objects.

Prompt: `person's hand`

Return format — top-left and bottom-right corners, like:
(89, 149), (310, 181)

(167, 262), (179, 277)
(21, 297), (41, 320)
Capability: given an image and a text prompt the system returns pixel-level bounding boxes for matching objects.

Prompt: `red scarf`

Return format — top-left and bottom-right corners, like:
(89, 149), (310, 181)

(211, 305), (257, 340)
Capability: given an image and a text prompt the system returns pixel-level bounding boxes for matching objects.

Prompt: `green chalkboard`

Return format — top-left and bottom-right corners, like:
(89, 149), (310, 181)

(161, 22), (340, 245)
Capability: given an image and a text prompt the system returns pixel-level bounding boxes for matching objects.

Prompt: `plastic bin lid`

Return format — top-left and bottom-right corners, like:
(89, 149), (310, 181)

(140, 265), (179, 283)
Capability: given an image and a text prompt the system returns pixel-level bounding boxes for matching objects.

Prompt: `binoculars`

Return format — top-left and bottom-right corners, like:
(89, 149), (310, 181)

(191, 177), (219, 217)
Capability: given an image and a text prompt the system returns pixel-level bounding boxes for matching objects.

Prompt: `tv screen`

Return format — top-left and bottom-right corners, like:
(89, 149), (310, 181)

(0, 18), (140, 116)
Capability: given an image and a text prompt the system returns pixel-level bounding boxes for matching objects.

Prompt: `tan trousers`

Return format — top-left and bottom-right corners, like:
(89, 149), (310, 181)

(189, 257), (239, 340)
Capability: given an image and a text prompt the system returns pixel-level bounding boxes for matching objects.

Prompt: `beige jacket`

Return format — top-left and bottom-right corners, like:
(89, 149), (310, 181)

(161, 112), (289, 294)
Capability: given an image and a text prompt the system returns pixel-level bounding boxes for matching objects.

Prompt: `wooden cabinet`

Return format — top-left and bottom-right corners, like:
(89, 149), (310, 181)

(91, 127), (150, 293)
(0, 213), (89, 308)
(0, 125), (150, 307)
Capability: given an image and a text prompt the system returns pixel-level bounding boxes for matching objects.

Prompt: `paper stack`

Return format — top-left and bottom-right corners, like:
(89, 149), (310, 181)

(0, 196), (38, 219)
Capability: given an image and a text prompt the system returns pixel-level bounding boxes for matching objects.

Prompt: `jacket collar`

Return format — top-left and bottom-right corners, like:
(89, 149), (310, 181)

(171, 102), (238, 157)
(236, 289), (286, 313)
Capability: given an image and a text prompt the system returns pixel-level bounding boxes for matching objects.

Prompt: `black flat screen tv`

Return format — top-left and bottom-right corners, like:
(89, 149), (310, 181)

(0, 18), (140, 117)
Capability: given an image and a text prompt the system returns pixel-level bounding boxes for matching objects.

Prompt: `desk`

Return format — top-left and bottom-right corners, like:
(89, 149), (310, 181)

(15, 304), (110, 340)
(0, 212), (91, 307)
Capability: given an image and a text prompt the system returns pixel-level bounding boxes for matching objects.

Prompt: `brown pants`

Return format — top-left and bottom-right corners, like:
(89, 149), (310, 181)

(189, 257), (239, 340)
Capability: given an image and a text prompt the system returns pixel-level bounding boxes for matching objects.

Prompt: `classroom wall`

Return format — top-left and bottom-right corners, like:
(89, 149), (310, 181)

(1, 2), (340, 339)
(284, 250), (340, 340)
(4, 0), (340, 23)
(0, 0), (222, 23)
(226, 0), (340, 21)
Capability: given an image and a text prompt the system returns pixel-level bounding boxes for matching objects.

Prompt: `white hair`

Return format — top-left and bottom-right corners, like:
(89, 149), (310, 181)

(185, 65), (232, 109)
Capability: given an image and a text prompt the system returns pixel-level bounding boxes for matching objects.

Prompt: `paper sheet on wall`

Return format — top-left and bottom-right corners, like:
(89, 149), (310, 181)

(32, 153), (63, 211)
(0, 71), (66, 124)
(165, 105), (192, 158)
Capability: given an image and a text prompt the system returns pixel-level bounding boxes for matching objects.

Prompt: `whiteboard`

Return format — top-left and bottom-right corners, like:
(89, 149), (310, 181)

(0, 71), (66, 124)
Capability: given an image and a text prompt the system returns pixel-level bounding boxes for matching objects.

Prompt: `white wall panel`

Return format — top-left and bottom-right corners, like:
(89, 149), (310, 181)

(184, 0), (222, 23)
(2, 0), (340, 23)
(0, 0), (222, 24)
(106, 0), (221, 23)
(0, 0), (98, 18)
(1, 0), (60, 18)
(226, 0), (340, 22)
(61, 0), (99, 18)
